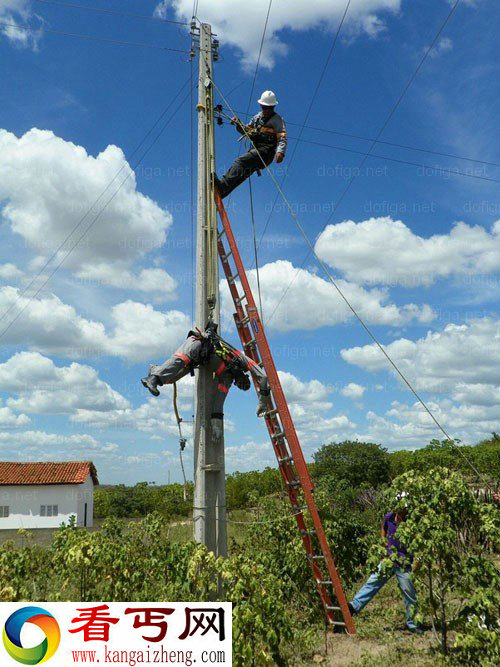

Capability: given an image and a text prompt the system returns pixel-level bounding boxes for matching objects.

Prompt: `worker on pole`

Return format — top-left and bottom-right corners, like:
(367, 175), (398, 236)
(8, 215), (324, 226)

(141, 323), (270, 435)
(214, 90), (287, 198)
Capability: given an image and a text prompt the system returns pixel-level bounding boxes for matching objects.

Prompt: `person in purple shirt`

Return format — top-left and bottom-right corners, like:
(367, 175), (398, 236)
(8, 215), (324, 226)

(348, 493), (423, 634)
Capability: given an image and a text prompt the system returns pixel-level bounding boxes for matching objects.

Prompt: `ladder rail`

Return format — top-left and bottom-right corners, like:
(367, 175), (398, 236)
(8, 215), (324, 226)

(215, 192), (355, 634)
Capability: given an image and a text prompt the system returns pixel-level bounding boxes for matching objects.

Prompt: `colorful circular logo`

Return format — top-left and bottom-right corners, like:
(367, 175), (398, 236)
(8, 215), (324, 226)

(3, 607), (60, 664)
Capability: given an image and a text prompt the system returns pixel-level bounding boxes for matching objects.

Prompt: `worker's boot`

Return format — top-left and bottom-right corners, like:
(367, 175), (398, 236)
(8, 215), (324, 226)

(213, 173), (226, 198)
(141, 374), (160, 397)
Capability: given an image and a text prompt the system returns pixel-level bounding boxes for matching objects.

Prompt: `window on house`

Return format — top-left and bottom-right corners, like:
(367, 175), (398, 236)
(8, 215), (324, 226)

(40, 505), (58, 517)
(0, 506), (9, 518)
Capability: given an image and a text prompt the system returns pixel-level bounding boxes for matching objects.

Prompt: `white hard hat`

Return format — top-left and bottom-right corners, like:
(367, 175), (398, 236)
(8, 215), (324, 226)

(257, 90), (278, 106)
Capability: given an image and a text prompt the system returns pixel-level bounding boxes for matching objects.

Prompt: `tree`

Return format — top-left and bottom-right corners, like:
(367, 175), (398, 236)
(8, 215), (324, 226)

(312, 440), (390, 488)
(388, 468), (499, 661)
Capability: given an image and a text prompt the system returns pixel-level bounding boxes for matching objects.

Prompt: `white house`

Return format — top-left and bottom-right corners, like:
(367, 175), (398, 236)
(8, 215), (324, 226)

(0, 461), (98, 529)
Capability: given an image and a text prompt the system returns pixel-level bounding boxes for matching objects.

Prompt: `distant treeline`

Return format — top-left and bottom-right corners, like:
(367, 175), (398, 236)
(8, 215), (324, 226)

(94, 435), (499, 519)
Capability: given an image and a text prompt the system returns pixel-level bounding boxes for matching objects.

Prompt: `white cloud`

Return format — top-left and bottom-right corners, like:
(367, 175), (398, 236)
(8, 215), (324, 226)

(0, 1), (41, 49)
(157, 0), (401, 69)
(428, 36), (453, 58)
(107, 301), (191, 363)
(0, 351), (129, 415)
(278, 370), (333, 411)
(315, 218), (500, 287)
(341, 382), (365, 400)
(341, 318), (500, 393)
(0, 429), (119, 458)
(221, 260), (434, 332)
(0, 263), (23, 281)
(0, 128), (174, 294)
(0, 286), (191, 362)
(0, 401), (30, 429)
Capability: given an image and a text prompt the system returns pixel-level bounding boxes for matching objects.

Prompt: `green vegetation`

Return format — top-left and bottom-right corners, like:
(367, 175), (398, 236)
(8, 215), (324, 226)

(0, 436), (498, 665)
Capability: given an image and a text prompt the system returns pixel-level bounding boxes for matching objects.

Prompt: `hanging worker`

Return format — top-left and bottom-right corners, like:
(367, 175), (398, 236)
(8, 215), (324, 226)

(347, 493), (424, 634)
(214, 90), (287, 199)
(141, 323), (271, 438)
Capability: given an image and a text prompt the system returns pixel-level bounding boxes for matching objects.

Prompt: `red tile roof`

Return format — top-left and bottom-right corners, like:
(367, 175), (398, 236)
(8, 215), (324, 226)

(0, 462), (98, 486)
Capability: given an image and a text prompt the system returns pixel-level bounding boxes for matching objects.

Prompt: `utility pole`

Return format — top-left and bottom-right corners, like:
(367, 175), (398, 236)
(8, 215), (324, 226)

(191, 22), (226, 558)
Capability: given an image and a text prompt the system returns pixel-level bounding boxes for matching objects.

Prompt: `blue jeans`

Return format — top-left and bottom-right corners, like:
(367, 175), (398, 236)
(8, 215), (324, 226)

(350, 562), (419, 630)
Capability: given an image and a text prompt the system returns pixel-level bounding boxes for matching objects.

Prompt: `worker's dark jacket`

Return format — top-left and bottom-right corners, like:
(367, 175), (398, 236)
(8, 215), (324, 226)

(237, 111), (287, 155)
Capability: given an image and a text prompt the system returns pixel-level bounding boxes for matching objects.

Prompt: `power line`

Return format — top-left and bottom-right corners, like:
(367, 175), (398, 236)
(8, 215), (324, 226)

(254, 0), (352, 259)
(32, 0), (188, 25)
(233, 109), (500, 169)
(0, 20), (190, 53)
(286, 134), (500, 183)
(322, 0), (462, 228)
(260, 0), (466, 330)
(0, 78), (193, 338)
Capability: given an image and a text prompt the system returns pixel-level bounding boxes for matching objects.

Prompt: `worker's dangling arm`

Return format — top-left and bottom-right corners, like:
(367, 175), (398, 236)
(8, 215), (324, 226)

(275, 117), (287, 160)
(150, 336), (201, 385)
(235, 352), (271, 417)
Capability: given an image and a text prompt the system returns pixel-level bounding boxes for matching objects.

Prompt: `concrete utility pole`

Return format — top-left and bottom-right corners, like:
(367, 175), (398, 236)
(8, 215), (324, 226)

(191, 22), (227, 558)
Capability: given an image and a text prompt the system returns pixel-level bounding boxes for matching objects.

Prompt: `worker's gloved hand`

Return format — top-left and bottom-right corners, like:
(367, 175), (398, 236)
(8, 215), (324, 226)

(275, 152), (284, 163)
(211, 417), (223, 441)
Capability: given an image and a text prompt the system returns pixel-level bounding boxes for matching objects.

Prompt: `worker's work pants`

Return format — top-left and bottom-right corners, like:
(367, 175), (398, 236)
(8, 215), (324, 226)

(150, 357), (190, 386)
(350, 563), (419, 630)
(218, 147), (274, 198)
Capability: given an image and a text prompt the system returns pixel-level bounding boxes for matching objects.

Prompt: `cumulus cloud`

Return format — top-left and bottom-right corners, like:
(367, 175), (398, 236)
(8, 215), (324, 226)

(278, 370), (333, 412)
(341, 382), (366, 400)
(315, 218), (500, 287)
(156, 0), (401, 69)
(0, 351), (129, 415)
(0, 128), (175, 296)
(0, 263), (23, 281)
(0, 429), (119, 458)
(341, 318), (500, 393)
(0, 1), (41, 49)
(0, 401), (30, 429)
(0, 287), (191, 362)
(220, 260), (434, 332)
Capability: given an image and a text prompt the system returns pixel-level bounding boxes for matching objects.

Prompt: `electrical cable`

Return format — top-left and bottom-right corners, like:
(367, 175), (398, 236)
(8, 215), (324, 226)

(232, 109), (500, 169)
(209, 75), (490, 487)
(0, 20), (190, 52)
(0, 80), (194, 342)
(32, 0), (188, 25)
(323, 0), (462, 228)
(286, 135), (500, 184)
(248, 177), (264, 323)
(254, 0), (352, 259)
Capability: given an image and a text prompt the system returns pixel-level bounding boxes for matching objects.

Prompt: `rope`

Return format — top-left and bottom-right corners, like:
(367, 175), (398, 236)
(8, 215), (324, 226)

(210, 76), (490, 489)
(248, 177), (264, 323)
(173, 383), (188, 501)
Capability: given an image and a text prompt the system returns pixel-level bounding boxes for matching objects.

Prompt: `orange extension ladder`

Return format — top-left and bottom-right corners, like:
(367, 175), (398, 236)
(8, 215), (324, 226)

(215, 189), (356, 634)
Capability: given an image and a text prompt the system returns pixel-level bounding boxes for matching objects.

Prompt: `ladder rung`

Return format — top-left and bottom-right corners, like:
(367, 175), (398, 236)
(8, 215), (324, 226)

(287, 479), (301, 488)
(237, 316), (250, 326)
(221, 250), (233, 261)
(243, 338), (256, 348)
(234, 295), (246, 305)
(300, 528), (316, 536)
(329, 621), (346, 626)
(217, 229), (225, 238)
(325, 605), (340, 610)
(318, 581), (332, 586)
(265, 408), (279, 418)
(278, 454), (293, 464)
(311, 555), (325, 560)
(227, 274), (239, 285)
(271, 431), (285, 441)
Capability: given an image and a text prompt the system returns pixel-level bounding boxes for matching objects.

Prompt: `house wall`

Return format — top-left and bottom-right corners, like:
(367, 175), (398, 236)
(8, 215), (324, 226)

(0, 474), (95, 529)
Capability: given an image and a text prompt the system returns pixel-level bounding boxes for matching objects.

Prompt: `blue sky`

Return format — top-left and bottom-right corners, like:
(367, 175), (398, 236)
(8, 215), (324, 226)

(0, 0), (499, 484)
